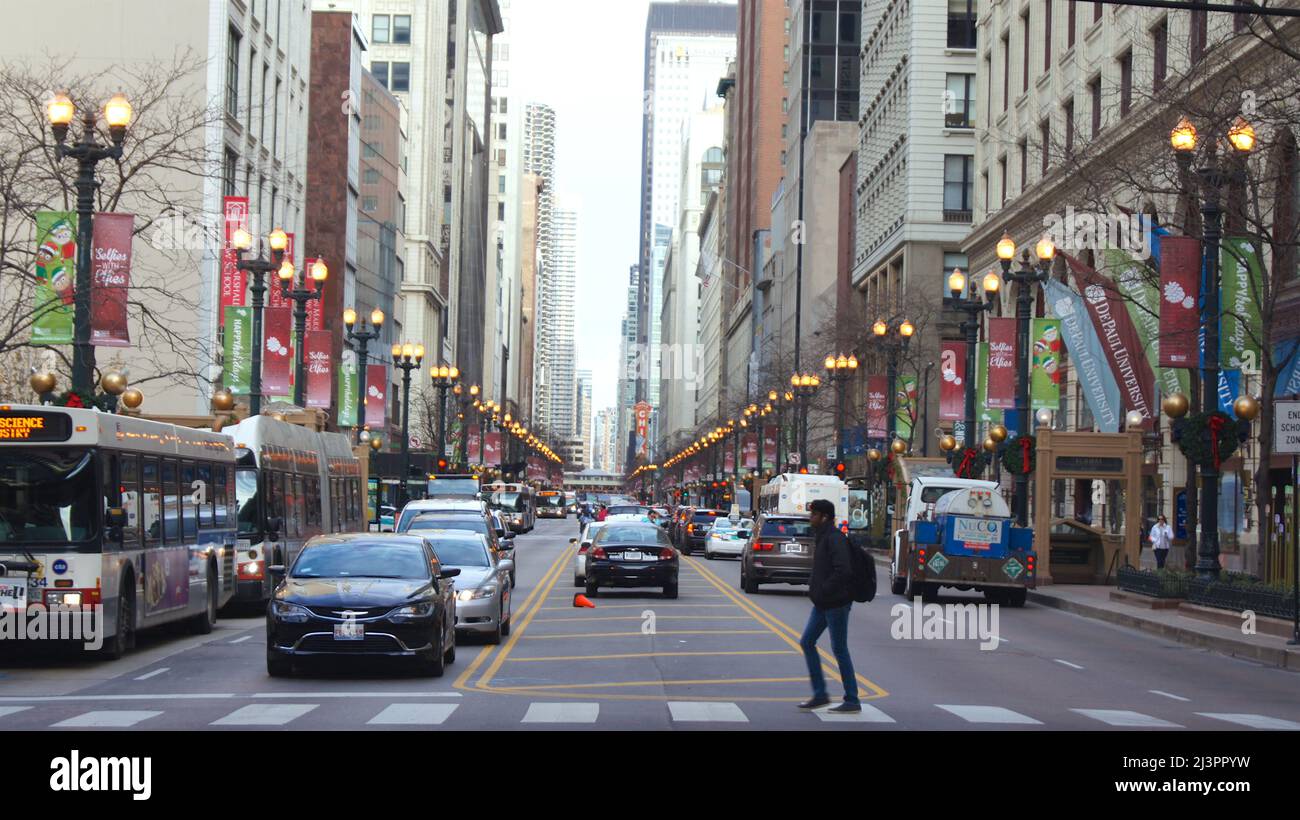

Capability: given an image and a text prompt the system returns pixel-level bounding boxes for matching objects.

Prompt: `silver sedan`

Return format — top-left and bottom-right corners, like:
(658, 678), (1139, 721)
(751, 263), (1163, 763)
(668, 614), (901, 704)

(421, 531), (514, 645)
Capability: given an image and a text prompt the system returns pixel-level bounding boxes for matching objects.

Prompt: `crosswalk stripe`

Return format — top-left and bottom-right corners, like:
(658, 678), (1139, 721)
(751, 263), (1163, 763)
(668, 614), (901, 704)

(521, 702), (600, 723)
(1071, 709), (1182, 728)
(0, 707), (31, 719)
(53, 710), (162, 728)
(367, 704), (459, 725)
(813, 704), (896, 723)
(668, 701), (748, 722)
(211, 704), (318, 726)
(937, 705), (1043, 725)
(1196, 713), (1300, 730)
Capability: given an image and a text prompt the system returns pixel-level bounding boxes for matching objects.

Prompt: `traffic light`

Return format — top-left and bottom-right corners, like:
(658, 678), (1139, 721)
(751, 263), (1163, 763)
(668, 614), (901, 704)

(799, 467), (808, 474)
(833, 461), (846, 477)
(436, 458), (449, 471)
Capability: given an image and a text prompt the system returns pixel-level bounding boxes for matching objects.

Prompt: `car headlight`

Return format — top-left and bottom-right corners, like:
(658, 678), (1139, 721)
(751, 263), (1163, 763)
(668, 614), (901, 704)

(271, 601), (310, 623)
(390, 601), (435, 622)
(456, 584), (498, 602)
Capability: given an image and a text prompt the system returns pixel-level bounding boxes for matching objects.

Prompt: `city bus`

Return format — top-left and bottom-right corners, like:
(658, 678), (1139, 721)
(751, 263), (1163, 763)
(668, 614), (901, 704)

(537, 489), (567, 518)
(483, 481), (536, 532)
(0, 404), (239, 658)
(223, 415), (363, 606)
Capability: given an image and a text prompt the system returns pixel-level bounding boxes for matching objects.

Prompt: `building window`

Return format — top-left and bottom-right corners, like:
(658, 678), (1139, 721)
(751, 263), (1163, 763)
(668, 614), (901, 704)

(948, 0), (977, 49)
(373, 15), (390, 44)
(393, 15), (411, 44)
(1153, 18), (1167, 90)
(999, 155), (1008, 207)
(1093, 1), (1103, 23)
(1064, 98), (1075, 154)
(945, 74), (975, 128)
(1021, 12), (1030, 94)
(363, 141), (379, 159)
(1089, 77), (1101, 136)
(943, 252), (968, 289)
(984, 54), (992, 125)
(1044, 0), (1052, 70)
(493, 42), (508, 60)
(1019, 140), (1028, 193)
(364, 168), (380, 184)
(390, 62), (410, 93)
(226, 26), (240, 117)
(1041, 118), (1051, 174)
(943, 155), (974, 214)
(1119, 50), (1132, 116)
(1190, 9), (1207, 63)
(498, 122), (507, 141)
(498, 174), (506, 194)
(372, 61), (389, 89)
(1067, 1), (1076, 48)
(246, 47), (256, 132)
(1001, 33), (1009, 112)
(223, 149), (237, 197)
(498, 201), (506, 222)
(362, 196), (378, 212)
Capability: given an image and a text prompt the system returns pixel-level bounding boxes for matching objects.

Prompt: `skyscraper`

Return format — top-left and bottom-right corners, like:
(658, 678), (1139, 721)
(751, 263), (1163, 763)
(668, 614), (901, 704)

(576, 369), (593, 468)
(523, 103), (558, 427)
(616, 263), (641, 472)
(547, 207), (579, 437)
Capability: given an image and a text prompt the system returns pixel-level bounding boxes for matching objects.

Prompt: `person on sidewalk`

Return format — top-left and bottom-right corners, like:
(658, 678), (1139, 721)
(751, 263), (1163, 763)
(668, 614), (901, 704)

(798, 498), (860, 713)
(1149, 514), (1174, 569)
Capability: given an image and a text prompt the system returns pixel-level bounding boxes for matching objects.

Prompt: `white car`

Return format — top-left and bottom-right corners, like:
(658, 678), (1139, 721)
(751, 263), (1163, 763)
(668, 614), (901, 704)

(571, 521), (608, 586)
(396, 498), (489, 531)
(704, 517), (753, 560)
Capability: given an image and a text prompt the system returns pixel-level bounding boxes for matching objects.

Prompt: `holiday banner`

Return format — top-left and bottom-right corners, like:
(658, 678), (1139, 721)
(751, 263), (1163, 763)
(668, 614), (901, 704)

(365, 364), (388, 428)
(986, 318), (1018, 410)
(337, 348), (358, 426)
(1043, 277), (1122, 432)
(1105, 247), (1190, 400)
(763, 430), (777, 466)
(742, 433), (757, 469)
(32, 211), (77, 344)
(90, 212), (133, 347)
(894, 374), (918, 440)
(262, 307), (292, 396)
(1221, 237), (1263, 372)
(304, 258), (325, 332)
(222, 306), (252, 394)
(220, 197), (249, 327)
(939, 340), (966, 420)
(484, 432), (502, 466)
(467, 424), (482, 465)
(1030, 318), (1062, 410)
(1158, 235), (1201, 368)
(974, 342), (997, 423)
(866, 375), (888, 438)
(724, 449), (735, 474)
(1066, 252), (1157, 422)
(304, 330), (332, 409)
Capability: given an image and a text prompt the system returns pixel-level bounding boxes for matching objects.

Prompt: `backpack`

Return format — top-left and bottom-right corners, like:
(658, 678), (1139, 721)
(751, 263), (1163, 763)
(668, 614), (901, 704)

(848, 543), (876, 603)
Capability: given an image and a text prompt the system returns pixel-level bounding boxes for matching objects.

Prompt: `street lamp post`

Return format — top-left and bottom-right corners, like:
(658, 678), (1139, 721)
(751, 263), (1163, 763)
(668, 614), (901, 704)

(1171, 114), (1255, 580)
(943, 267), (1001, 451)
(46, 91), (132, 396)
(343, 306), (384, 441)
(430, 365), (460, 468)
(790, 373), (821, 468)
(871, 318), (915, 447)
(996, 233), (1056, 526)
(279, 257), (328, 407)
(454, 383), (480, 469)
(367, 434), (383, 530)
(231, 228), (288, 416)
(824, 353), (859, 465)
(391, 342), (424, 506)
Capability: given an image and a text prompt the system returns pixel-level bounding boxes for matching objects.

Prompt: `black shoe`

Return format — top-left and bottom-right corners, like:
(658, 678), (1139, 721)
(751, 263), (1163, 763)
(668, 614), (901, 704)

(828, 702), (862, 714)
(797, 696), (831, 710)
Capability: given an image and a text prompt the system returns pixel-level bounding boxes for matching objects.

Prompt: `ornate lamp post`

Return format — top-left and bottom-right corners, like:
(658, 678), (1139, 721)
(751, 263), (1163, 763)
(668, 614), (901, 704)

(46, 91), (132, 396)
(391, 342), (424, 506)
(943, 267), (1001, 451)
(430, 364), (460, 467)
(279, 257), (328, 407)
(454, 383), (480, 469)
(343, 306), (384, 441)
(231, 227), (288, 416)
(871, 318), (914, 446)
(790, 373), (822, 469)
(824, 353), (859, 466)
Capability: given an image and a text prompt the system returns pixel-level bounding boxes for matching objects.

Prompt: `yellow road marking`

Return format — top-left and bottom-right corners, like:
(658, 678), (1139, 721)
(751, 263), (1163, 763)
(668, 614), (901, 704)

(489, 677), (809, 690)
(539, 603), (738, 611)
(683, 555), (889, 700)
(519, 629), (771, 639)
(527, 615), (755, 623)
(505, 649), (798, 662)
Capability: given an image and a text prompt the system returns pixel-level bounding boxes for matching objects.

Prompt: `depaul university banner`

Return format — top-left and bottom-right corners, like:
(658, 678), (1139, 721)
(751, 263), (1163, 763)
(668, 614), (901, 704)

(1043, 278), (1122, 432)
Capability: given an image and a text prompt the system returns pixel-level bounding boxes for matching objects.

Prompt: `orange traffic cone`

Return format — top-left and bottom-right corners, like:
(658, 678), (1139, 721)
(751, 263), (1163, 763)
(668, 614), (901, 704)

(573, 593), (595, 608)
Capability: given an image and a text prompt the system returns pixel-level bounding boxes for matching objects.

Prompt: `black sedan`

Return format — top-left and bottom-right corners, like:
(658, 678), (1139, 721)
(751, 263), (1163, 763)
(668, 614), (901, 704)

(584, 522), (679, 599)
(266, 534), (460, 677)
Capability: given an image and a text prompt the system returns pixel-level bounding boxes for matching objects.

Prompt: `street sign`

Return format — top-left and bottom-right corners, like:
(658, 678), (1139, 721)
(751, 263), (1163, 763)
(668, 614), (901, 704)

(1274, 400), (1300, 454)
(409, 434), (422, 449)
(826, 446), (836, 460)
(788, 453), (800, 465)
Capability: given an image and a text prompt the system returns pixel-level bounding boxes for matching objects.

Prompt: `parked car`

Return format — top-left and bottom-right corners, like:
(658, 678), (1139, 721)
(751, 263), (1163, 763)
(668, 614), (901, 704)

(584, 522), (678, 599)
(680, 508), (725, 555)
(705, 516), (753, 560)
(739, 514), (817, 594)
(265, 534), (459, 677)
(422, 531), (514, 645)
(570, 521), (608, 586)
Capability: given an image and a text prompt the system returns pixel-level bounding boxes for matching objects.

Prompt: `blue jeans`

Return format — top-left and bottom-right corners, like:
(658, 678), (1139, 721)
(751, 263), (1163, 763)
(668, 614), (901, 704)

(800, 603), (858, 705)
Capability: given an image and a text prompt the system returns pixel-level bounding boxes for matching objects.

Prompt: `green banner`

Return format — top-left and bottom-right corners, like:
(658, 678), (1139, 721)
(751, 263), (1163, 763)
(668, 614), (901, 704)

(1105, 248), (1191, 399)
(894, 374), (918, 440)
(1221, 237), (1263, 371)
(32, 212), (77, 344)
(222, 306), (252, 394)
(337, 349), (358, 426)
(1030, 318), (1062, 410)
(974, 342), (997, 423)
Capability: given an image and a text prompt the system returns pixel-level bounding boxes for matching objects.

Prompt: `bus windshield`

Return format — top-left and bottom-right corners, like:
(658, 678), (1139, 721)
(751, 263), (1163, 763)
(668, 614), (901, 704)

(538, 494), (564, 508)
(426, 477), (479, 497)
(489, 492), (523, 511)
(0, 449), (98, 545)
(235, 467), (260, 536)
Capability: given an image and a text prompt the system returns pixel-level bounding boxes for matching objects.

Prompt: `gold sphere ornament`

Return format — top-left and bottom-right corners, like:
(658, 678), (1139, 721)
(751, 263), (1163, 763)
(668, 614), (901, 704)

(121, 387), (144, 409)
(867, 448), (882, 462)
(369, 437), (382, 451)
(1162, 392), (1190, 419)
(1233, 394), (1261, 422)
(890, 438), (907, 455)
(989, 423), (1008, 443)
(212, 388), (236, 412)
(939, 434), (957, 452)
(30, 372), (56, 395)
(983, 437), (998, 452)
(100, 372), (127, 395)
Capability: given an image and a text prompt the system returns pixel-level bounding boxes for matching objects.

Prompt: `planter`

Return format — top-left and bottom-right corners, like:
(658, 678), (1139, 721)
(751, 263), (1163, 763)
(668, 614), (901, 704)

(1116, 566), (1189, 599)
(1186, 577), (1297, 620)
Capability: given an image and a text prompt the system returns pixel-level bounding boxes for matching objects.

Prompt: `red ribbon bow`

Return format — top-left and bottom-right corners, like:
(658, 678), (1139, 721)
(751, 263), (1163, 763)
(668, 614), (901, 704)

(64, 392), (84, 409)
(957, 448), (977, 478)
(1020, 437), (1032, 473)
(1207, 414), (1226, 469)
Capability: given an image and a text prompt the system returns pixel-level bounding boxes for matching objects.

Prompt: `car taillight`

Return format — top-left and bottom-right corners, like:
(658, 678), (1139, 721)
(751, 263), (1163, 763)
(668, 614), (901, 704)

(579, 544), (589, 553)
(592, 547), (606, 559)
(687, 524), (694, 533)
(755, 541), (775, 552)
(917, 549), (926, 567)
(840, 521), (848, 535)
(660, 548), (675, 560)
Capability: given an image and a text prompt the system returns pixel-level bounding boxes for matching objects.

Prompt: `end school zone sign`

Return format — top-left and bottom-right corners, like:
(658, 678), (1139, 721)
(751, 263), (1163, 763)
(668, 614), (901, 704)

(1274, 400), (1300, 455)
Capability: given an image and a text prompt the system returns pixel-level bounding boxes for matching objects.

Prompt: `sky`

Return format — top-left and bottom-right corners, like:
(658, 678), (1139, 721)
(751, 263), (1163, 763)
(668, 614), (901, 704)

(508, 0), (654, 413)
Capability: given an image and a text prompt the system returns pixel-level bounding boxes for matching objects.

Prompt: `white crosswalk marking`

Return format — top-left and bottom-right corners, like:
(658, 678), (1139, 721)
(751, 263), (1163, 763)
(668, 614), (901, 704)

(668, 701), (748, 722)
(814, 704), (896, 723)
(367, 704), (459, 726)
(0, 706), (31, 719)
(53, 710), (162, 728)
(522, 702), (600, 723)
(1196, 713), (1300, 730)
(211, 704), (318, 726)
(1071, 709), (1182, 728)
(937, 705), (1042, 725)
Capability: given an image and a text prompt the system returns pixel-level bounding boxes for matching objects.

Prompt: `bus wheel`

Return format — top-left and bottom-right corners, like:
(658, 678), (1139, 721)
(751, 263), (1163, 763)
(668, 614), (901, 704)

(190, 565), (217, 635)
(99, 578), (135, 660)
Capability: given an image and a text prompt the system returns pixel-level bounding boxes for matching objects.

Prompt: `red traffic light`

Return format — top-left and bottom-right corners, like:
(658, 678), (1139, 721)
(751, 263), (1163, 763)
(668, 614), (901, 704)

(799, 467), (808, 474)
(834, 462), (846, 474)
(437, 458), (448, 470)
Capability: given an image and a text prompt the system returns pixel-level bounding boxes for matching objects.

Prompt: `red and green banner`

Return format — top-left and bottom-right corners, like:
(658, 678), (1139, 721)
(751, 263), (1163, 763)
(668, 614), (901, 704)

(1105, 247), (1189, 400)
(986, 318), (1018, 410)
(763, 430), (777, 466)
(220, 197), (249, 327)
(222, 306), (252, 394)
(865, 375), (887, 438)
(1221, 237), (1263, 371)
(484, 432), (502, 465)
(894, 374), (918, 440)
(337, 348), (359, 427)
(974, 342), (998, 423)
(305, 330), (332, 409)
(939, 340), (966, 420)
(89, 212), (133, 347)
(32, 211), (77, 344)
(742, 433), (757, 469)
(1158, 236), (1200, 368)
(467, 424), (482, 465)
(1030, 318), (1062, 410)
(365, 364), (388, 428)
(304, 258), (325, 332)
(262, 308), (292, 396)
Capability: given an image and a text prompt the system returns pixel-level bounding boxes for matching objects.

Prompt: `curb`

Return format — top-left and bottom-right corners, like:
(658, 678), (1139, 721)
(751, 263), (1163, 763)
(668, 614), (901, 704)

(1028, 590), (1300, 671)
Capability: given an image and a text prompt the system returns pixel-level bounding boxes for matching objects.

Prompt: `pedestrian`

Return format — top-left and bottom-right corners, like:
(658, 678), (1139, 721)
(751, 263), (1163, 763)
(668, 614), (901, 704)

(1149, 514), (1174, 570)
(798, 498), (860, 713)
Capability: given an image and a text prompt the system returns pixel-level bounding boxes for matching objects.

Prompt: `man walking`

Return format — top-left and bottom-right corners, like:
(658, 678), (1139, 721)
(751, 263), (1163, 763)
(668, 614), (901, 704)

(1149, 514), (1174, 569)
(798, 499), (860, 713)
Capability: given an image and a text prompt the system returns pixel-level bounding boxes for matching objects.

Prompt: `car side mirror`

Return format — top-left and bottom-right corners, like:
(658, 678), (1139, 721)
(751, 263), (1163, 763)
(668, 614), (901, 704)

(268, 564), (287, 581)
(439, 568), (461, 580)
(569, 538), (578, 544)
(497, 558), (515, 575)
(495, 528), (507, 537)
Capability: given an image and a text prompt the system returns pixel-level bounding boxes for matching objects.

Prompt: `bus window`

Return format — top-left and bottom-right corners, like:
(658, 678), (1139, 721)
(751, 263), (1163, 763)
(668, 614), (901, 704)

(266, 472), (283, 533)
(235, 467), (258, 535)
(181, 461), (197, 533)
(120, 454), (141, 548)
(196, 463), (214, 528)
(142, 459), (161, 545)
(161, 460), (181, 542)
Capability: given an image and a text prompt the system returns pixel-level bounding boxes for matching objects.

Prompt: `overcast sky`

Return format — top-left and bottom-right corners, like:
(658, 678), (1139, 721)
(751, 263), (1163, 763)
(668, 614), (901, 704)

(509, 0), (654, 413)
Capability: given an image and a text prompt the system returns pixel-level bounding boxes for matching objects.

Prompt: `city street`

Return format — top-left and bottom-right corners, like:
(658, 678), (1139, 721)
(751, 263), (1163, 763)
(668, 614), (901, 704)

(2, 519), (1297, 731)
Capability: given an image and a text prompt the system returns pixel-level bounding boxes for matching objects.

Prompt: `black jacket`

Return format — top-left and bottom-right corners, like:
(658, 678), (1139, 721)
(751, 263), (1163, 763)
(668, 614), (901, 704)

(809, 522), (854, 609)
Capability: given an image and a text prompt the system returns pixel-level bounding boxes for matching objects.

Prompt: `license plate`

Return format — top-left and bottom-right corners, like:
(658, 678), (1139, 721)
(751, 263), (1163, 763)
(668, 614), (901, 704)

(0, 581), (26, 610)
(623, 551), (643, 562)
(334, 622), (364, 640)
(782, 544), (805, 555)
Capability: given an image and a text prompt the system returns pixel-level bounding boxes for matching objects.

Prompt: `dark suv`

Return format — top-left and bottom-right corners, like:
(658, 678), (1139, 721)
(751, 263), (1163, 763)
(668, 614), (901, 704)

(679, 509), (724, 555)
(740, 514), (817, 593)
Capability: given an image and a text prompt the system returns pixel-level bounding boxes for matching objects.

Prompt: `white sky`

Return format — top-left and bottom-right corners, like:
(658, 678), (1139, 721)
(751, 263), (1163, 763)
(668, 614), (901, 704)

(509, 0), (654, 414)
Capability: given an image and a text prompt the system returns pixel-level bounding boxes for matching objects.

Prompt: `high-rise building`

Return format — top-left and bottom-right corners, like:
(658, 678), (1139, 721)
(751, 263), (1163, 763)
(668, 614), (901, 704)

(637, 2), (737, 415)
(485, 4), (519, 407)
(523, 103), (558, 427)
(576, 370), (593, 468)
(595, 407), (619, 472)
(616, 264), (641, 472)
(547, 207), (579, 437)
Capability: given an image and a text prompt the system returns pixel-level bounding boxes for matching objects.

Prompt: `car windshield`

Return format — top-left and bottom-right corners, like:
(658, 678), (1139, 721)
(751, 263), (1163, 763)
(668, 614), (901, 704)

(760, 518), (815, 538)
(291, 541), (429, 579)
(607, 505), (649, 516)
(426, 478), (480, 497)
(0, 449), (97, 545)
(427, 537), (491, 568)
(692, 511), (721, 522)
(404, 515), (488, 536)
(595, 525), (670, 547)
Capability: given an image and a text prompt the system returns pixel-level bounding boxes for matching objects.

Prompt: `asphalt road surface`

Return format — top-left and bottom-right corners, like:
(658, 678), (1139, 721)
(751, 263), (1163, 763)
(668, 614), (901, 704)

(2, 518), (1298, 730)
